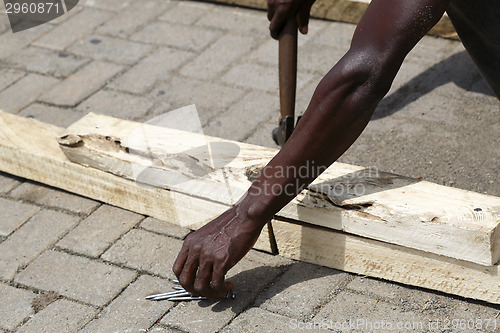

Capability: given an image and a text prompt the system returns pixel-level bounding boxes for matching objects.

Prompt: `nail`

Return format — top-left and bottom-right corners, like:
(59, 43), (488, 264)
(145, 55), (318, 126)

(167, 296), (207, 301)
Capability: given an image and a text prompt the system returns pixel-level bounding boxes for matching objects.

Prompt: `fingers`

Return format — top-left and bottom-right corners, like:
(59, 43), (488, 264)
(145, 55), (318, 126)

(211, 267), (234, 298)
(173, 243), (232, 299)
(172, 244), (189, 278)
(296, 0), (314, 35)
(269, 7), (290, 40)
(267, 0), (275, 22)
(176, 260), (232, 299)
(178, 255), (199, 295)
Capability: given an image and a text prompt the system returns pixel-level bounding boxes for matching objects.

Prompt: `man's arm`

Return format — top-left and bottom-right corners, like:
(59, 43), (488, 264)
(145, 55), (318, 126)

(173, 0), (450, 299)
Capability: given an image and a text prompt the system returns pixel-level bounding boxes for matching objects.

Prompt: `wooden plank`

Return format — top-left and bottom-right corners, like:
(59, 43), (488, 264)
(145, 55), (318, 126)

(0, 110), (274, 253)
(60, 113), (500, 266)
(273, 219), (500, 304)
(1, 110), (498, 302)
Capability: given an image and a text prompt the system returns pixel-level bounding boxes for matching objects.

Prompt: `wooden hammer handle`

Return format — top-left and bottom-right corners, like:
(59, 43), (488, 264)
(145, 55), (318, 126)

(278, 18), (298, 123)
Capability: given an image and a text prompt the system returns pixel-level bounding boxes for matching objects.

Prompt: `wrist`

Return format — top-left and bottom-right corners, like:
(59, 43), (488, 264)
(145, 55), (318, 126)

(234, 194), (274, 228)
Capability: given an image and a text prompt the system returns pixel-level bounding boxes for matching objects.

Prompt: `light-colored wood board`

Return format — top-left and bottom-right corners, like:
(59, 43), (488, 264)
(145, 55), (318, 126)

(273, 219), (500, 304)
(61, 113), (500, 266)
(0, 110), (273, 253)
(1, 110), (497, 302)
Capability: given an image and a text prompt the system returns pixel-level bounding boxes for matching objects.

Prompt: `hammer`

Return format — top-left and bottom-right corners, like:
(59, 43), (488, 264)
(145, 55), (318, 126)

(272, 18), (299, 146)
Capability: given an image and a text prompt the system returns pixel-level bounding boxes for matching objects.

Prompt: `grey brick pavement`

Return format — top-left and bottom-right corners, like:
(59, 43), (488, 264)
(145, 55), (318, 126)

(0, 0), (498, 331)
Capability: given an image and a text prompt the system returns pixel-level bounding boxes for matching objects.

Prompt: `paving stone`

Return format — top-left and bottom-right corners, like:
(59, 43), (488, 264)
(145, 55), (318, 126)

(159, 1), (211, 25)
(109, 47), (194, 95)
(131, 21), (221, 52)
(0, 23), (52, 59)
(180, 34), (257, 80)
(5, 46), (90, 78)
(34, 8), (113, 50)
(247, 20), (326, 67)
(244, 115), (279, 148)
(39, 61), (123, 107)
(0, 210), (79, 280)
(0, 283), (35, 331)
(16, 299), (96, 333)
(77, 90), (154, 120)
(204, 91), (278, 141)
(243, 248), (293, 267)
(0, 68), (25, 90)
(405, 35), (458, 66)
(346, 276), (462, 313)
(102, 229), (182, 278)
(195, 4), (269, 36)
(57, 205), (143, 258)
(295, 75), (322, 115)
(221, 307), (295, 333)
(0, 172), (20, 194)
(15, 250), (137, 307)
(19, 103), (86, 127)
(80, 0), (135, 11)
(148, 325), (184, 332)
(222, 63), (314, 93)
(314, 291), (429, 332)
(149, 77), (246, 126)
(429, 299), (500, 332)
(96, 0), (173, 38)
(394, 87), (465, 125)
(255, 262), (350, 319)
(0, 10), (11, 34)
(81, 275), (174, 333)
(10, 182), (100, 214)
(298, 41), (345, 75)
(139, 217), (191, 239)
(161, 256), (288, 333)
(309, 21), (357, 49)
(9, 182), (50, 202)
(69, 35), (153, 65)
(223, 63), (278, 92)
(0, 74), (59, 113)
(0, 198), (40, 236)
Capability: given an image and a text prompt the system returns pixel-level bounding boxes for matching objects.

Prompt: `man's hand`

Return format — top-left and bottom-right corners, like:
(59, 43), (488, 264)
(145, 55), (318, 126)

(268, 0), (316, 39)
(172, 206), (265, 299)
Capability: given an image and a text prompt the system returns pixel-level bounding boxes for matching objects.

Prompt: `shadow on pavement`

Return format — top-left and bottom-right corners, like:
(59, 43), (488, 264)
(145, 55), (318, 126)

(373, 51), (496, 120)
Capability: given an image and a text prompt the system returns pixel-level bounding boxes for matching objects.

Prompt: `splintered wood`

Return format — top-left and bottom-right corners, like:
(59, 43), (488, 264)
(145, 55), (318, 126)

(0, 110), (498, 304)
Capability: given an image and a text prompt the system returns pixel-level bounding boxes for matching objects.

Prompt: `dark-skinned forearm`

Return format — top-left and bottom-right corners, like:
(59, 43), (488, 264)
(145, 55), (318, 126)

(236, 51), (388, 224)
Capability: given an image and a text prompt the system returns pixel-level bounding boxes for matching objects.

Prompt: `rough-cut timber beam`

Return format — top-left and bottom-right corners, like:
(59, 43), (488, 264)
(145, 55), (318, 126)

(0, 110), (273, 253)
(207, 0), (458, 39)
(1, 110), (499, 303)
(59, 113), (500, 266)
(273, 219), (499, 304)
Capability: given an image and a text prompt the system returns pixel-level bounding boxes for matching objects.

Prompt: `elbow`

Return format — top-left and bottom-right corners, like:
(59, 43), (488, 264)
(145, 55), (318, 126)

(328, 49), (399, 110)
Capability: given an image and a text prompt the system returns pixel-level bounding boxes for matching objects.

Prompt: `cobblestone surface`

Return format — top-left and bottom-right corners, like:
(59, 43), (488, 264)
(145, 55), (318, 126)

(0, 198), (39, 236)
(0, 0), (499, 331)
(57, 205), (143, 258)
(15, 250), (137, 307)
(16, 299), (97, 333)
(39, 61), (123, 107)
(0, 210), (79, 280)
